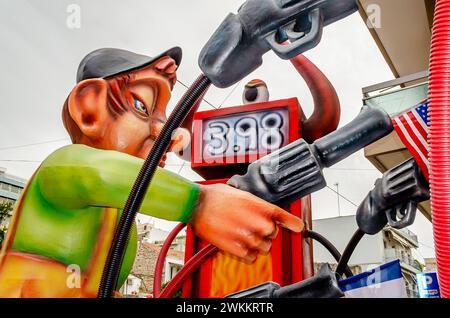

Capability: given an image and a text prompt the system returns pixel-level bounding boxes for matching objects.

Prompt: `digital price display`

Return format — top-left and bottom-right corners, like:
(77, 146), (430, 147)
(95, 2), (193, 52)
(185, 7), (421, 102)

(202, 108), (289, 161)
(192, 98), (302, 179)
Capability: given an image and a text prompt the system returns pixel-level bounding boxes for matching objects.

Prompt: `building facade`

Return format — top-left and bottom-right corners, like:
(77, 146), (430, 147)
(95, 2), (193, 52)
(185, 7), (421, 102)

(126, 223), (185, 297)
(0, 168), (26, 207)
(0, 168), (27, 246)
(119, 275), (142, 297)
(313, 215), (422, 298)
(424, 258), (437, 272)
(137, 221), (172, 243)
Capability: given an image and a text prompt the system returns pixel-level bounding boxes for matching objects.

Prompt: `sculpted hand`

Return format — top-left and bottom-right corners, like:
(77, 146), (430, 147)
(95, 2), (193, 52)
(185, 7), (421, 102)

(189, 183), (304, 263)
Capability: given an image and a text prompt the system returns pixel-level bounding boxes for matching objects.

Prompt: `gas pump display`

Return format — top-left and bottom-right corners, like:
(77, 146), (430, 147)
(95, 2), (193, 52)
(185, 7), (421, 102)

(201, 109), (288, 160)
(192, 99), (300, 179)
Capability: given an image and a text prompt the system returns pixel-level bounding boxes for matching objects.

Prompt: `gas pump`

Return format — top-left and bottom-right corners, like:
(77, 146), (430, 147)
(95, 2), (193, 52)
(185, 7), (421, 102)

(151, 106), (398, 298)
(184, 98), (311, 298)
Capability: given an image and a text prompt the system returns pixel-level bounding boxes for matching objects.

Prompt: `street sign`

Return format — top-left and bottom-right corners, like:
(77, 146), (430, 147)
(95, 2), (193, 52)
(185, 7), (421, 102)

(417, 272), (441, 298)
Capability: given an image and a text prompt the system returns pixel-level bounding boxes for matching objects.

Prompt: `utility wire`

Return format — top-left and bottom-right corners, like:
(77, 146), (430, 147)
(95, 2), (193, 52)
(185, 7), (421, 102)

(178, 78), (244, 110)
(0, 159), (41, 163)
(328, 168), (379, 172)
(177, 162), (186, 174)
(0, 80), (214, 153)
(325, 185), (358, 207)
(0, 138), (69, 152)
(177, 79), (217, 109)
(218, 80), (243, 109)
(418, 241), (435, 250)
(0, 80), (208, 153)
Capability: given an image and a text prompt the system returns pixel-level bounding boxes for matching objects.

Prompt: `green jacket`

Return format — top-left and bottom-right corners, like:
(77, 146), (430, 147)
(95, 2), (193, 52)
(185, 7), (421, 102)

(5, 144), (200, 289)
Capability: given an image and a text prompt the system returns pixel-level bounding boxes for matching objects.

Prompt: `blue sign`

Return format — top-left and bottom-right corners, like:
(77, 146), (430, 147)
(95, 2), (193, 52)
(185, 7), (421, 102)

(416, 272), (440, 298)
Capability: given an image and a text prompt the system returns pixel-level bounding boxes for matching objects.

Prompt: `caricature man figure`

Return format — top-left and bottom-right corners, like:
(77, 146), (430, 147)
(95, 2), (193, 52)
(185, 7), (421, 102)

(0, 47), (302, 297)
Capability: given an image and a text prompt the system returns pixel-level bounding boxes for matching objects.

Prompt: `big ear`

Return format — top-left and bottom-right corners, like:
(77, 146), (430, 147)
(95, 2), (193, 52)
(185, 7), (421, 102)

(68, 78), (109, 139)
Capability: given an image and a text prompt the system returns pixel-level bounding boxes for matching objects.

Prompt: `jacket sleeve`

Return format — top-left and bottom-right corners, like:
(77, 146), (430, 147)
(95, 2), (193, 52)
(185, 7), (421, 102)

(36, 144), (200, 223)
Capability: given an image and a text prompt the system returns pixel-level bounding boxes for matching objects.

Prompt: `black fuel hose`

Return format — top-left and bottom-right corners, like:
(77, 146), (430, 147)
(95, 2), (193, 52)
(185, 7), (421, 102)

(335, 229), (365, 278)
(98, 74), (211, 298)
(304, 229), (353, 278)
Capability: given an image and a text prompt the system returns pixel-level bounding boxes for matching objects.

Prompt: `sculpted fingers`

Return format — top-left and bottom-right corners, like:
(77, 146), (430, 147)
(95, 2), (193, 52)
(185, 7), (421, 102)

(270, 206), (304, 233)
(240, 230), (272, 254)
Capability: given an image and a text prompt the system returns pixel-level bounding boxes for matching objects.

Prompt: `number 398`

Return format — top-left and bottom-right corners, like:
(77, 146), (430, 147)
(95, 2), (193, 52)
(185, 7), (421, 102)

(203, 112), (285, 158)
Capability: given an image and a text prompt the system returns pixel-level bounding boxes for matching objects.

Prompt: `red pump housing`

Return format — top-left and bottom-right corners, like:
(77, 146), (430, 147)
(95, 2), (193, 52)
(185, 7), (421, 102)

(182, 98), (313, 298)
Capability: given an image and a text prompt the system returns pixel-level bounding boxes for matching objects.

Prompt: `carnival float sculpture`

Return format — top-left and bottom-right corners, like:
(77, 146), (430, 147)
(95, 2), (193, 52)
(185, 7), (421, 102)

(0, 0), (441, 298)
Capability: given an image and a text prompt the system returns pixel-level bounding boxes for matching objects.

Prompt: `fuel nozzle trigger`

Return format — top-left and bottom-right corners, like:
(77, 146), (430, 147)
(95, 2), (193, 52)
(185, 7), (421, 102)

(199, 0), (358, 88)
(356, 158), (430, 235)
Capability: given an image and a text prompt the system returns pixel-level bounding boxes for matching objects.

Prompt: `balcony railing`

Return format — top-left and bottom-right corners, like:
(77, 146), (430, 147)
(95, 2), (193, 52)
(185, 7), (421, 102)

(384, 248), (421, 272)
(362, 70), (428, 115)
(396, 228), (419, 246)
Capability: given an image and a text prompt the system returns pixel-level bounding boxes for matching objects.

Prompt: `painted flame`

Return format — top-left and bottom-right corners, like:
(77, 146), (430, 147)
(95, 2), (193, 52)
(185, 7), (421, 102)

(210, 252), (273, 297)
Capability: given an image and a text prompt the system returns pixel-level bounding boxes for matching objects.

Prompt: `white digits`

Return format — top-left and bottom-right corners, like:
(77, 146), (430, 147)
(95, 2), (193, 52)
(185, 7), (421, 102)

(235, 117), (258, 153)
(260, 112), (284, 152)
(204, 121), (230, 157)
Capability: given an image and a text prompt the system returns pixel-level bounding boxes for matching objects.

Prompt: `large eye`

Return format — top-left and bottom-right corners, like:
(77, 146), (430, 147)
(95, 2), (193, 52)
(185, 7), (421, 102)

(133, 97), (148, 115)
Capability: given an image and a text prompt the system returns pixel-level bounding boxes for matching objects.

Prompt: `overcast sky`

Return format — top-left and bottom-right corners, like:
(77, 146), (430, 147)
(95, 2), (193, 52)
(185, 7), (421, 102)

(0, 0), (435, 259)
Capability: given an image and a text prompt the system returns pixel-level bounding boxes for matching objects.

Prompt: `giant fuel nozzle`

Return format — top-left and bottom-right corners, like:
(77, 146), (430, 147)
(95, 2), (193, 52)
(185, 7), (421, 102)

(356, 158), (430, 235)
(199, 0), (358, 88)
(227, 107), (393, 204)
(226, 264), (344, 298)
(334, 159), (430, 278)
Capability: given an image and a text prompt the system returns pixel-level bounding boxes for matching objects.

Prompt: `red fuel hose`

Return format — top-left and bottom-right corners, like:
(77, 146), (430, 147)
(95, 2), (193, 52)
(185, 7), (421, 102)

(153, 223), (187, 298)
(153, 224), (218, 298)
(159, 244), (219, 298)
(429, 0), (450, 298)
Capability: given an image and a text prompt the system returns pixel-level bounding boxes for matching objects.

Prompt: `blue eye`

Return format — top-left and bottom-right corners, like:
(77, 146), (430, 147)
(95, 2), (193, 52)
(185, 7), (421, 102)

(133, 98), (148, 115)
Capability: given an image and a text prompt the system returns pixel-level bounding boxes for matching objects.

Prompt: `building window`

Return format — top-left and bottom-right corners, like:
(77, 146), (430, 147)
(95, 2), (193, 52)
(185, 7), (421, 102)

(169, 264), (181, 280)
(10, 186), (20, 194)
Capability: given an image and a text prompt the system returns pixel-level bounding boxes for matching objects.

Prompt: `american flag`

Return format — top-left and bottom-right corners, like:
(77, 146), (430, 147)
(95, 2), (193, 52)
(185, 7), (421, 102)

(392, 100), (429, 180)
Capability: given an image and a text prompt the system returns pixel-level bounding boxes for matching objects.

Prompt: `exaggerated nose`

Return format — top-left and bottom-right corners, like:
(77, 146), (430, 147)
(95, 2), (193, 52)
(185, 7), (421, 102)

(151, 120), (190, 156)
